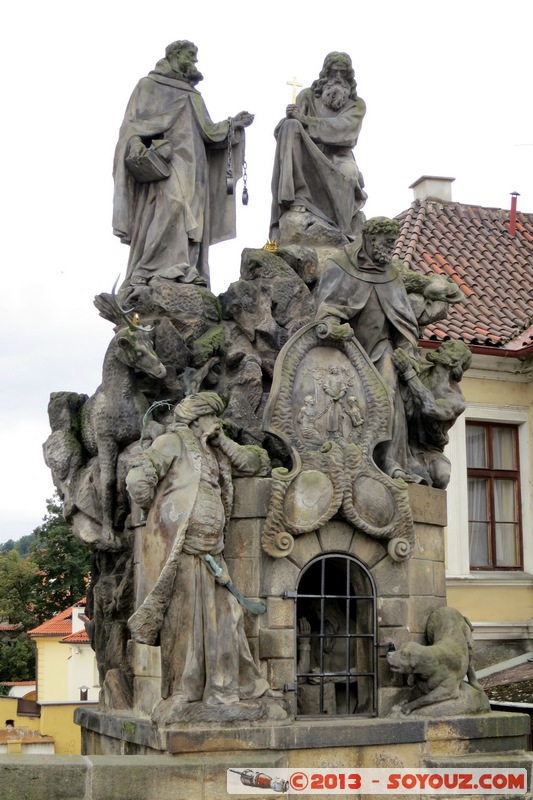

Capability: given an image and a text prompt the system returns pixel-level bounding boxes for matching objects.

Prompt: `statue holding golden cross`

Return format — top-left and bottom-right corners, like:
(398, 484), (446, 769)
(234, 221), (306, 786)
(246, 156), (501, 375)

(286, 76), (303, 103)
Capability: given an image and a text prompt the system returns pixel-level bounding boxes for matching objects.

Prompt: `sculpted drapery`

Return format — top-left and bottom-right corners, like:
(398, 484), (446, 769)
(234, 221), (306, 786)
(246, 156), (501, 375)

(113, 46), (246, 287)
(126, 394), (271, 716)
(270, 52), (367, 241)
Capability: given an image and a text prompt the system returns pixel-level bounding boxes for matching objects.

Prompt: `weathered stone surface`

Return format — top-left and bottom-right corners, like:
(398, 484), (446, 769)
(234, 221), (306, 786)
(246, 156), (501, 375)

(260, 554), (300, 597)
(378, 685), (410, 717)
(432, 561), (447, 597)
(318, 520), (354, 554)
(232, 477), (272, 518)
(378, 626), (414, 652)
(128, 641), (161, 677)
(0, 755), (88, 800)
(412, 521), (445, 561)
(276, 245), (319, 287)
(259, 628), (294, 659)
(132, 676), (160, 718)
(349, 529), (388, 568)
(407, 558), (437, 596)
(287, 531), (321, 568)
(224, 518), (262, 559)
(262, 320), (415, 557)
(225, 556), (260, 597)
(408, 484), (447, 526)
(3, 741), (532, 799)
(90, 754), (210, 800)
(267, 657), (295, 691)
(377, 597), (409, 628)
(408, 596), (446, 634)
(362, 740), (425, 767)
(247, 636), (260, 665)
(76, 706), (530, 754)
(372, 556), (410, 598)
(267, 597), (295, 629)
(243, 610), (259, 640)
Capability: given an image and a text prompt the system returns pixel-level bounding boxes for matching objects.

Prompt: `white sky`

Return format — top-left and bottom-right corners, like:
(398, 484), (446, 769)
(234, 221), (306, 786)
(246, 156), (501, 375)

(1, 0), (532, 543)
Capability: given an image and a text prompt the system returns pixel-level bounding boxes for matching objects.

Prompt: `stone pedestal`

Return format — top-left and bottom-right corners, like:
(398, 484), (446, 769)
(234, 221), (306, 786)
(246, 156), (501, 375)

(71, 709), (533, 799)
(72, 482), (533, 796)
(123, 480), (448, 721)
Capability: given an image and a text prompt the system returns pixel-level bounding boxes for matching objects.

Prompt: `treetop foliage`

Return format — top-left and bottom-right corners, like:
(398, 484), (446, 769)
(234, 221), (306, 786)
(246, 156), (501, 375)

(0, 494), (91, 681)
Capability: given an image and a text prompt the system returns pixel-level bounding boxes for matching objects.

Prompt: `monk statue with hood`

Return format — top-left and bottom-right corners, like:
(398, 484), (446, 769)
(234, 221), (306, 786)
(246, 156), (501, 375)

(112, 40), (253, 288)
(316, 217), (421, 481)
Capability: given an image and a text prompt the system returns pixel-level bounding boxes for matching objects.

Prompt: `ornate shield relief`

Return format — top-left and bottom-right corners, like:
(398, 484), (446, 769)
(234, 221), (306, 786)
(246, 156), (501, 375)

(262, 320), (414, 560)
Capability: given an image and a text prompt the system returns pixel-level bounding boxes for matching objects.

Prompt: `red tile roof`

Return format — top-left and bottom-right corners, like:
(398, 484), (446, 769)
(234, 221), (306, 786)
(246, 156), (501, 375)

(28, 600), (86, 638)
(393, 199), (533, 351)
(1, 681), (35, 686)
(61, 629), (90, 644)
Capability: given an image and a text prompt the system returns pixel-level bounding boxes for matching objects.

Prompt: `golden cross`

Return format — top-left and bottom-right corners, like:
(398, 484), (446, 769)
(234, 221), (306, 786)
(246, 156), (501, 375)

(286, 76), (303, 103)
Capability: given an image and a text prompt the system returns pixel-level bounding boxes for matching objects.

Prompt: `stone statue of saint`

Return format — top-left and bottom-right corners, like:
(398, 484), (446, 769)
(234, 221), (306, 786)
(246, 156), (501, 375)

(270, 52), (367, 243)
(125, 392), (273, 724)
(316, 217), (421, 481)
(113, 41), (253, 288)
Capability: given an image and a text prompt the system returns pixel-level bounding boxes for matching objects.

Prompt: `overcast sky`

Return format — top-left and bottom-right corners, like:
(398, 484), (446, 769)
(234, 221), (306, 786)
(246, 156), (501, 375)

(1, 1), (532, 543)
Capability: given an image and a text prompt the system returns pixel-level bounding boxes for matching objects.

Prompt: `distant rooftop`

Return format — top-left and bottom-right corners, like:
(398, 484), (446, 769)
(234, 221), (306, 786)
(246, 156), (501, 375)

(394, 196), (533, 351)
(61, 629), (90, 645)
(28, 599), (86, 638)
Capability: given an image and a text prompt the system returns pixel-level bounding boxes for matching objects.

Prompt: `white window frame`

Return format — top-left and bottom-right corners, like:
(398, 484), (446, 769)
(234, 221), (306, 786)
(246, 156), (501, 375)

(445, 404), (532, 579)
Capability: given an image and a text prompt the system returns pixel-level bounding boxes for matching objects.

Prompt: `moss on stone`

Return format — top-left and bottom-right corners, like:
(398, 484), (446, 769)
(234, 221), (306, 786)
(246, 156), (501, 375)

(192, 323), (224, 365)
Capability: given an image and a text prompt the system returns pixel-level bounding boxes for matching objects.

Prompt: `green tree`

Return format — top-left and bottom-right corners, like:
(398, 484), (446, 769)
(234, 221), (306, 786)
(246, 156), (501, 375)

(30, 496), (91, 623)
(0, 637), (35, 682)
(1, 533), (36, 556)
(0, 550), (38, 681)
(0, 549), (37, 629)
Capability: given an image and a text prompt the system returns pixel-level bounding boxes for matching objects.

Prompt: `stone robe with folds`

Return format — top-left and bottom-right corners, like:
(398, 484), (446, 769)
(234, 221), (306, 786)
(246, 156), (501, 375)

(126, 425), (270, 706)
(113, 62), (243, 286)
(270, 87), (367, 240)
(316, 243), (420, 478)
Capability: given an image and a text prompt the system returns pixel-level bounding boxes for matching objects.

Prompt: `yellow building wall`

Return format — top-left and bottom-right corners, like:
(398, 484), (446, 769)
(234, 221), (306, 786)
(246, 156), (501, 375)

(39, 702), (98, 754)
(0, 696), (36, 729)
(448, 584), (533, 624)
(0, 697), (97, 755)
(35, 637), (69, 702)
(447, 371), (533, 631)
(462, 375), (533, 407)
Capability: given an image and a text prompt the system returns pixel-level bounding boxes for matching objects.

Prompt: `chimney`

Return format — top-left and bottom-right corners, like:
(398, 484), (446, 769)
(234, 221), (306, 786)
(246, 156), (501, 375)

(509, 191), (520, 237)
(409, 176), (455, 202)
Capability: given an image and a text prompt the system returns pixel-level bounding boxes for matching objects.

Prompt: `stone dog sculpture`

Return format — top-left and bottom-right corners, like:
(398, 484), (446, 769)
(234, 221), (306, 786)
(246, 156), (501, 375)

(387, 607), (489, 716)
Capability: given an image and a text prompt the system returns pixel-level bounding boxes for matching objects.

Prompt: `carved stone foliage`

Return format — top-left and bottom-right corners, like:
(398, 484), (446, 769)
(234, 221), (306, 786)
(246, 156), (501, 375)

(262, 321), (414, 562)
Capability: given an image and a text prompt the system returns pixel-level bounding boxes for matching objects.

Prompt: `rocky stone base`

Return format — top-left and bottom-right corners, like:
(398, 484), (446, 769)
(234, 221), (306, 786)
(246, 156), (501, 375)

(3, 712), (531, 799)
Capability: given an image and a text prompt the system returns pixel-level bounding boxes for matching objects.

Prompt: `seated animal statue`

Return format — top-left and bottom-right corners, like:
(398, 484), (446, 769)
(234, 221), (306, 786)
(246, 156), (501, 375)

(386, 607), (489, 716)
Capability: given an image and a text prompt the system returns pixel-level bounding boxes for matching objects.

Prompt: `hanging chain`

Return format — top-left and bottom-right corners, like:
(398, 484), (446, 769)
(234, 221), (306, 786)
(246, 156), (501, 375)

(241, 128), (249, 205)
(226, 116), (234, 195)
(226, 115), (249, 204)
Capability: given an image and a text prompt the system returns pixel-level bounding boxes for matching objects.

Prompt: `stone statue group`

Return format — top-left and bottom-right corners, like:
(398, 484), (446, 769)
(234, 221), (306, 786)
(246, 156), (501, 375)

(44, 41), (484, 725)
